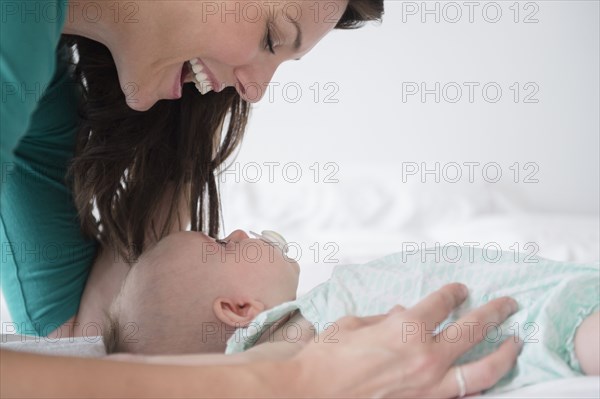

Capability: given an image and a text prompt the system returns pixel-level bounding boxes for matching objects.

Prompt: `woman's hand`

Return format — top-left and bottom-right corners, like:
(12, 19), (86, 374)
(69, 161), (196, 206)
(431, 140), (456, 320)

(291, 283), (522, 398)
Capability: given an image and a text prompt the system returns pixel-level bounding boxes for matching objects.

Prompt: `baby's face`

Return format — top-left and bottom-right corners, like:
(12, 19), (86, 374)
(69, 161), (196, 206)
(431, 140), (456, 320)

(111, 229), (300, 354)
(204, 229), (301, 304)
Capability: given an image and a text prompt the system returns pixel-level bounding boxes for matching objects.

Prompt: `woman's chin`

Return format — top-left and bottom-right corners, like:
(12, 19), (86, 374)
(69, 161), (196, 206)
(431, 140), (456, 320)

(125, 95), (156, 112)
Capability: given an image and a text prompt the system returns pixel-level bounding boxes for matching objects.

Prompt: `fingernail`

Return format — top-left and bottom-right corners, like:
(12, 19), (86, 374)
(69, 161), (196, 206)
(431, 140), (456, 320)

(460, 284), (468, 297)
(504, 298), (518, 314)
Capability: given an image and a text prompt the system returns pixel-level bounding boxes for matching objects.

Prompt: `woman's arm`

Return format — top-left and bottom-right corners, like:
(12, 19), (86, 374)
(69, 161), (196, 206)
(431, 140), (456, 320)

(107, 338), (305, 366)
(1, 44), (98, 337)
(0, 348), (291, 398)
(2, 284), (523, 398)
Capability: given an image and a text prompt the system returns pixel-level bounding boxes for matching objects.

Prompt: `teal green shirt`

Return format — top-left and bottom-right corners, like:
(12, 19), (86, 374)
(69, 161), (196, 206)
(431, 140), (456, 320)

(1, 0), (97, 335)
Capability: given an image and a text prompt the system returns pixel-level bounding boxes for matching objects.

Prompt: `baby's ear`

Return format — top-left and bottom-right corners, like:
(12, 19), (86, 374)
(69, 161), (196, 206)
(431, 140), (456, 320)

(213, 297), (265, 327)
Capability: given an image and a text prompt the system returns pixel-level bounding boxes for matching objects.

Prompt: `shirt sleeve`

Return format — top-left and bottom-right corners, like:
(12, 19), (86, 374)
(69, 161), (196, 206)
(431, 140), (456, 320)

(1, 1), (98, 335)
(0, 0), (66, 162)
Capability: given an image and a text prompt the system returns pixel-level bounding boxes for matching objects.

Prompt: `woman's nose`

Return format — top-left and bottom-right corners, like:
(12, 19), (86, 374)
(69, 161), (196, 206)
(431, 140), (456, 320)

(226, 229), (249, 242)
(235, 64), (279, 103)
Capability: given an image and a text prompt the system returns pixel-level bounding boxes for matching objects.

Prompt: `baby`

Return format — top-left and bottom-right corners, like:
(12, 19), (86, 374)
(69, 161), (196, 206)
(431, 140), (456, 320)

(103, 230), (300, 355)
(103, 229), (599, 394)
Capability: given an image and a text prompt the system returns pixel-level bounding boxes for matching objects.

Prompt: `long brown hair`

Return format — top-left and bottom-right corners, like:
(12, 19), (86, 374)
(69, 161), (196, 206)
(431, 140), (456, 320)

(66, 0), (384, 262)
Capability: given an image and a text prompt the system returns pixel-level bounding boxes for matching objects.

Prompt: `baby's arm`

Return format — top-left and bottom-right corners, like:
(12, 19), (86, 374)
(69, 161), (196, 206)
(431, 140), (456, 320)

(574, 311), (600, 375)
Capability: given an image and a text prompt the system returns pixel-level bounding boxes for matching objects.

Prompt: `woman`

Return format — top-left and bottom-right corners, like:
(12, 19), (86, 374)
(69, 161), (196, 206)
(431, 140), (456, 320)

(0, 0), (522, 396)
(3, 0), (373, 339)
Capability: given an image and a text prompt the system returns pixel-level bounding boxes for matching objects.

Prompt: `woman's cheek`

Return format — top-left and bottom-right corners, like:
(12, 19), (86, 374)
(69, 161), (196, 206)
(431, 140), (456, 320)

(205, 36), (259, 66)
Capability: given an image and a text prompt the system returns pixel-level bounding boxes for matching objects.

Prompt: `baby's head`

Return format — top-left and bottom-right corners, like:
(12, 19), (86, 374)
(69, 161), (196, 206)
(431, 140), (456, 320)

(103, 230), (300, 354)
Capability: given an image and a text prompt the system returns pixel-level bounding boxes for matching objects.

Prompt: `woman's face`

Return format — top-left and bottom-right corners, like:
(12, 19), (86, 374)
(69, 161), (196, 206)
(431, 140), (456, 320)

(111, 0), (349, 111)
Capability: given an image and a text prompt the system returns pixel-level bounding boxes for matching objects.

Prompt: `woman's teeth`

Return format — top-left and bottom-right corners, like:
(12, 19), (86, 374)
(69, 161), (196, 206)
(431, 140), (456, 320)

(189, 58), (213, 95)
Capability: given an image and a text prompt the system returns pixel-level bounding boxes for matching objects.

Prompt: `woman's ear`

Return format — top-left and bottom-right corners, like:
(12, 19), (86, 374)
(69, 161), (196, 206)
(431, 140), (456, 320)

(213, 297), (265, 327)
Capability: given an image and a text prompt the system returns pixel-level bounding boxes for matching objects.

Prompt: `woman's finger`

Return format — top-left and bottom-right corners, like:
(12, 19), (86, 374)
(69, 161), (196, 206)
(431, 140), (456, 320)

(434, 336), (523, 398)
(404, 283), (468, 335)
(440, 296), (518, 360)
(334, 313), (388, 331)
(334, 304), (407, 332)
(389, 304), (406, 313)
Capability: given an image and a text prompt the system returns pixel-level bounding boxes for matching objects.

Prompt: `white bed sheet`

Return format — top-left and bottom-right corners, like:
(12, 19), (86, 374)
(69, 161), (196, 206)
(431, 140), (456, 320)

(472, 376), (599, 398)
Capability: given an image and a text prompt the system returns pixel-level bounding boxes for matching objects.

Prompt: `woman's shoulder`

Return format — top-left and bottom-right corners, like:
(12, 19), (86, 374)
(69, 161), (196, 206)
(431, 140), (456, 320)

(1, 0), (71, 160)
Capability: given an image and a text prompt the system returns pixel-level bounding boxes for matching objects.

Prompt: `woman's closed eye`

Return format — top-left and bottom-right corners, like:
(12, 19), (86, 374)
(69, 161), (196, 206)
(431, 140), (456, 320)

(265, 22), (277, 54)
(215, 239), (229, 246)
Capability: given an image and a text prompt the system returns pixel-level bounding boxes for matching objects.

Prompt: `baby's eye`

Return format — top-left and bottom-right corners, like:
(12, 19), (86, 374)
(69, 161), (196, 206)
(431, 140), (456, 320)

(215, 239), (229, 246)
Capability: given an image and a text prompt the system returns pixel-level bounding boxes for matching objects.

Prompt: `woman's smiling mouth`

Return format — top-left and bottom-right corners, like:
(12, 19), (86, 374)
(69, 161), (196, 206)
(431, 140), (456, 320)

(178, 58), (223, 95)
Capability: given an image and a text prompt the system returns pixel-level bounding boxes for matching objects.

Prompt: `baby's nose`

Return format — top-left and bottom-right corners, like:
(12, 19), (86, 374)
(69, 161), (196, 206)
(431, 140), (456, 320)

(228, 229), (249, 242)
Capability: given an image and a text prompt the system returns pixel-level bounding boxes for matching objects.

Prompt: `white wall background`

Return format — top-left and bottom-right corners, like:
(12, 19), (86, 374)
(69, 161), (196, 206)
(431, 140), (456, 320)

(216, 0), (600, 293)
(223, 0), (599, 213)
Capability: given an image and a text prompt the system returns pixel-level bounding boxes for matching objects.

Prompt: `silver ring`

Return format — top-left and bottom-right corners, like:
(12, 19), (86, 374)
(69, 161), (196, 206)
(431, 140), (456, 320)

(455, 366), (467, 398)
